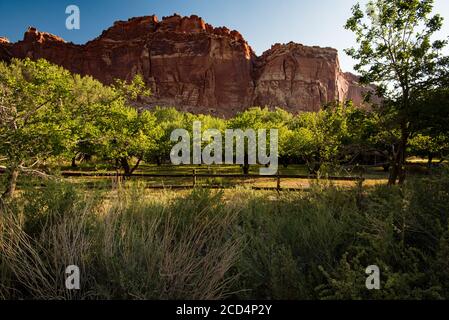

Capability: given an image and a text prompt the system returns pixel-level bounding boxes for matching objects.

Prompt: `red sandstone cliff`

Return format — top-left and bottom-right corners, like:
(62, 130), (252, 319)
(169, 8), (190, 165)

(0, 14), (377, 116)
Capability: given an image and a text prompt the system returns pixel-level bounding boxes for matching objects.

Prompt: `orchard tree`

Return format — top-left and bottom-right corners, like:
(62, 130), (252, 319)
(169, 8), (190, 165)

(101, 108), (162, 176)
(284, 126), (317, 172)
(345, 0), (448, 184)
(408, 87), (449, 165)
(409, 134), (449, 167)
(228, 107), (288, 174)
(67, 74), (119, 168)
(0, 59), (75, 198)
(288, 103), (353, 174)
(150, 107), (186, 165)
(68, 74), (159, 177)
(93, 76), (160, 177)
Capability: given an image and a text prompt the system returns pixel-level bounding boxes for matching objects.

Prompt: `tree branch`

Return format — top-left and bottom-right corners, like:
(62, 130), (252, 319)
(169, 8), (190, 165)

(19, 98), (53, 126)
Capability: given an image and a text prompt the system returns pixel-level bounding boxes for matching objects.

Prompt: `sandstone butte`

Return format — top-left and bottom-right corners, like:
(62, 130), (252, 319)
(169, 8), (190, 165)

(0, 14), (378, 117)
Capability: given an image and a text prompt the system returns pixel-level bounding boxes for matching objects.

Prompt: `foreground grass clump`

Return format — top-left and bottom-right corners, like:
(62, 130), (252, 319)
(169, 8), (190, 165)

(0, 184), (241, 299)
(1, 171), (449, 300)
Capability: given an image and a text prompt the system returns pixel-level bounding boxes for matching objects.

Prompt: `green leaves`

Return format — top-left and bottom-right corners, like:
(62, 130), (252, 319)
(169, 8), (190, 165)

(345, 0), (447, 100)
(345, 0), (449, 184)
(113, 74), (150, 102)
(0, 59), (75, 166)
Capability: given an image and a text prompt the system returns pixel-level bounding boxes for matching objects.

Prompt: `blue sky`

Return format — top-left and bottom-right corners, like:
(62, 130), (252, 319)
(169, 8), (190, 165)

(1, 0), (448, 73)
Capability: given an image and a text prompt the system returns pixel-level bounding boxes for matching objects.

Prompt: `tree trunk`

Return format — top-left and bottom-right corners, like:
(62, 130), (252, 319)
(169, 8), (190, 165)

(242, 163), (250, 175)
(129, 156), (143, 175)
(427, 153), (433, 168)
(120, 158), (131, 177)
(397, 125), (408, 185)
(396, 91), (411, 185)
(388, 121), (409, 185)
(2, 167), (19, 199)
(71, 156), (77, 168)
(388, 145), (406, 185)
(388, 160), (399, 185)
(307, 160), (321, 175)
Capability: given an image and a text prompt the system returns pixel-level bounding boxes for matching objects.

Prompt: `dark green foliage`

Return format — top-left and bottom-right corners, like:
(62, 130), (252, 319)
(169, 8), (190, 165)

(233, 172), (449, 300)
(316, 175), (449, 299)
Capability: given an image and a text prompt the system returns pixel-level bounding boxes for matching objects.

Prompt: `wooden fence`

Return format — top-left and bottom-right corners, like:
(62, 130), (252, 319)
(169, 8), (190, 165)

(61, 170), (366, 191)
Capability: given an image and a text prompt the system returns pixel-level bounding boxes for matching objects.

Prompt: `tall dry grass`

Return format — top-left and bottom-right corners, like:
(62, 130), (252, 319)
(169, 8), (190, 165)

(0, 183), (242, 300)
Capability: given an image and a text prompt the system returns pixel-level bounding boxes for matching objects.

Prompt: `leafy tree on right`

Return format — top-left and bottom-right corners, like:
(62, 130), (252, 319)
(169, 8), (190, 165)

(345, 0), (449, 184)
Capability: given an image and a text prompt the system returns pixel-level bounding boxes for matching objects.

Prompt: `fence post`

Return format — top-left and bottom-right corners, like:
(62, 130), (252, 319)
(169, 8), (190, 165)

(277, 170), (281, 191)
(193, 169), (197, 187)
(358, 167), (365, 188)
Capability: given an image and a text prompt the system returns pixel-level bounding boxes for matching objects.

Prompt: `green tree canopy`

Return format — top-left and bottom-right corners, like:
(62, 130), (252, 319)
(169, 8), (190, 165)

(0, 59), (76, 197)
(345, 0), (449, 184)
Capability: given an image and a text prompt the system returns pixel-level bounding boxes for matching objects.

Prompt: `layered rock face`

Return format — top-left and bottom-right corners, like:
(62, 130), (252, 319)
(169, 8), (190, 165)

(253, 43), (372, 112)
(0, 14), (375, 116)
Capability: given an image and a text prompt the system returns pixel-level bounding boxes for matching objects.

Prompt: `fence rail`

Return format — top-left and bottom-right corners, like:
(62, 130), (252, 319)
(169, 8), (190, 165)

(61, 171), (365, 181)
(0, 169), (366, 191)
(60, 170), (366, 191)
